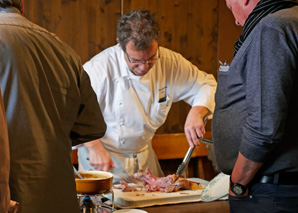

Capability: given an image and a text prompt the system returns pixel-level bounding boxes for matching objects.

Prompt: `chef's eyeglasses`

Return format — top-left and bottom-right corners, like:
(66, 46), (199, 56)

(125, 48), (160, 65)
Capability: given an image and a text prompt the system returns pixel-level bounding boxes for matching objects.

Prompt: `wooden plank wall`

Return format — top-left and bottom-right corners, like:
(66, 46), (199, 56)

(218, 0), (242, 65)
(22, 0), (222, 134)
(24, 0), (120, 63)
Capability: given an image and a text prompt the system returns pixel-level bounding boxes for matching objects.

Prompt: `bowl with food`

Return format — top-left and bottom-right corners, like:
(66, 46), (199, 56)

(75, 170), (113, 194)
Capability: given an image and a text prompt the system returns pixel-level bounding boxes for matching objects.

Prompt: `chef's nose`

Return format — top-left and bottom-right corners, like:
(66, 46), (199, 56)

(139, 63), (150, 69)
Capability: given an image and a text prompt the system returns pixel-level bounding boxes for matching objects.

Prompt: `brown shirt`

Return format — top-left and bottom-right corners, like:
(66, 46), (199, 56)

(0, 88), (9, 213)
(0, 8), (106, 212)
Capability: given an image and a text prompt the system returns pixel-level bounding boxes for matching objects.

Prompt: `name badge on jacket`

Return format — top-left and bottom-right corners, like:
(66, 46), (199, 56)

(219, 60), (230, 73)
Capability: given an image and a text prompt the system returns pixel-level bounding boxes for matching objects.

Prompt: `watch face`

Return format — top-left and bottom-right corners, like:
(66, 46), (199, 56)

(232, 185), (244, 195)
(230, 176), (247, 195)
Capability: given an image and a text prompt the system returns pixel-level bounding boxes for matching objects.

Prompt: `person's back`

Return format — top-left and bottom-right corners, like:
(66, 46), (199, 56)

(0, 5), (106, 213)
(0, 88), (10, 213)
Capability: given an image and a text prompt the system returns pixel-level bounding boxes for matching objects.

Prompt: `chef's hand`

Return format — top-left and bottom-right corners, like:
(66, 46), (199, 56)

(184, 106), (210, 148)
(84, 139), (115, 171)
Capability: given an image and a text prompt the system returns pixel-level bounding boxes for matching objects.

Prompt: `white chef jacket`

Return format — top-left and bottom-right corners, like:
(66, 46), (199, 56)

(79, 44), (216, 176)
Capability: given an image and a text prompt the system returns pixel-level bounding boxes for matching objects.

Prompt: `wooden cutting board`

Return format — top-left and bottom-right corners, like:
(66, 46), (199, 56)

(111, 187), (203, 208)
(104, 178), (208, 208)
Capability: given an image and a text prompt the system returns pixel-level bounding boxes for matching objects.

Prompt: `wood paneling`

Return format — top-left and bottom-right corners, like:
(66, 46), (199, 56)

(218, 0), (242, 65)
(23, 0), (121, 63)
(22, 1), (239, 135)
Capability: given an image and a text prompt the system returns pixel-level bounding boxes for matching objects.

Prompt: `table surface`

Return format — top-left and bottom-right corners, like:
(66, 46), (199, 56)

(140, 200), (229, 213)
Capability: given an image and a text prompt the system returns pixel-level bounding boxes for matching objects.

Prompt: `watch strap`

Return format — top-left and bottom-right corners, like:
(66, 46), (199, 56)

(230, 176), (248, 195)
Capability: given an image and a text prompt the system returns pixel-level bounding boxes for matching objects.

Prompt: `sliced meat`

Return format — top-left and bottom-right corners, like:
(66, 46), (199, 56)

(176, 178), (192, 190)
(133, 168), (201, 193)
(114, 180), (138, 192)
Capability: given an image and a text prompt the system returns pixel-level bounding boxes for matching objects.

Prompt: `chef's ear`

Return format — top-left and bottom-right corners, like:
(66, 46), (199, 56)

(117, 38), (127, 52)
(117, 38), (122, 50)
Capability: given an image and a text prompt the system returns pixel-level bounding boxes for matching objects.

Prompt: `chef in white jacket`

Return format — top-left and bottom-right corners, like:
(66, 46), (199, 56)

(78, 9), (217, 177)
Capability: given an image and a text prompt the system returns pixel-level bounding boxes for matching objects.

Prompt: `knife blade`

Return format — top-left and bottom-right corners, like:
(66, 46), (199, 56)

(110, 168), (144, 187)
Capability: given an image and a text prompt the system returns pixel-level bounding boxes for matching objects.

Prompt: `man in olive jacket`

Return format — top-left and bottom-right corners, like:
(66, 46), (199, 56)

(0, 0), (106, 212)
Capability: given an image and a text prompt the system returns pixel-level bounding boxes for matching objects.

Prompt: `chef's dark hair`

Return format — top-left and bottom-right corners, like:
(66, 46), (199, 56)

(117, 9), (160, 52)
(0, 0), (22, 12)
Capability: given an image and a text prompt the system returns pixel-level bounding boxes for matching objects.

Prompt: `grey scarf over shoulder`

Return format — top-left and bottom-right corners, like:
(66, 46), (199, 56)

(234, 0), (298, 56)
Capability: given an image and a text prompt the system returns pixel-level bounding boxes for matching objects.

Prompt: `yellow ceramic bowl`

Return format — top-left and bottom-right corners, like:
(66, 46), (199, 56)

(75, 170), (113, 194)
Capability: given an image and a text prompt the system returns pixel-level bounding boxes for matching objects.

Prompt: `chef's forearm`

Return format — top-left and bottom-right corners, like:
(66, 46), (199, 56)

(231, 152), (263, 186)
(190, 106), (210, 119)
(84, 139), (101, 149)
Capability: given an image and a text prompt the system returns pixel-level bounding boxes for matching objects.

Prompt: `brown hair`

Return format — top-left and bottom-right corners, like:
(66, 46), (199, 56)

(117, 9), (160, 52)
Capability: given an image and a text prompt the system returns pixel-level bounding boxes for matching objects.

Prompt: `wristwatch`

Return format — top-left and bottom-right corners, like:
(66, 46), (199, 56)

(230, 176), (248, 195)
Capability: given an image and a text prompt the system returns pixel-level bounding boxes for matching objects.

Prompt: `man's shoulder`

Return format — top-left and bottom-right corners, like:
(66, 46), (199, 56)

(260, 6), (298, 30)
(159, 46), (176, 54)
(0, 11), (80, 62)
(159, 46), (184, 61)
(83, 44), (123, 77)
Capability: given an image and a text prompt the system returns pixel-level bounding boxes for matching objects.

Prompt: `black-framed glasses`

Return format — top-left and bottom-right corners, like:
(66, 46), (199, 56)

(125, 48), (160, 65)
